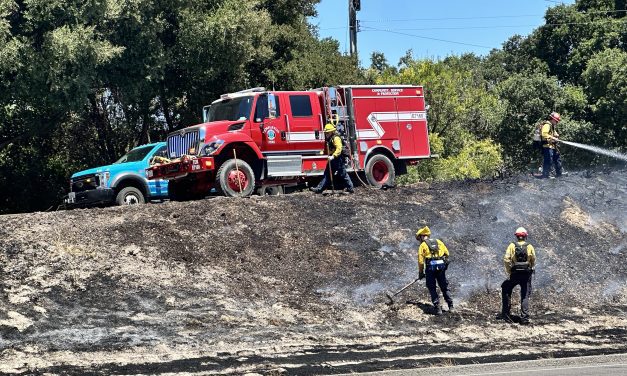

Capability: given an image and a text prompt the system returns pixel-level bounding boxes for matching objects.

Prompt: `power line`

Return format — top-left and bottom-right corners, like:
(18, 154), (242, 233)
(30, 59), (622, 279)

(321, 17), (625, 32)
(361, 26), (494, 49)
(359, 9), (627, 23)
(358, 19), (626, 32)
(360, 15), (539, 23)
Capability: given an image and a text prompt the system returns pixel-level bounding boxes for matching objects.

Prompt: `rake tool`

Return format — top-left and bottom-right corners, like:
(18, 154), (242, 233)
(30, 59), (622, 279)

(328, 157), (336, 195)
(385, 278), (420, 304)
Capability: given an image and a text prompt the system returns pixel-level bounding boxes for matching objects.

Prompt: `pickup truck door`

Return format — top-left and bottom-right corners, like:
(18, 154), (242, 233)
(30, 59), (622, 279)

(146, 145), (169, 197)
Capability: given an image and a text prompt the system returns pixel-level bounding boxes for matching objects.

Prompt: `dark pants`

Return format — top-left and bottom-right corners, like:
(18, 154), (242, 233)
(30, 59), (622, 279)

(542, 147), (562, 178)
(315, 156), (354, 191)
(501, 272), (532, 320)
(425, 269), (453, 307)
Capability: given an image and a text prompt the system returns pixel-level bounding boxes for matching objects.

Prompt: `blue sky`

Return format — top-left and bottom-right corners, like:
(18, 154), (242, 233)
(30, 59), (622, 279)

(311, 0), (576, 67)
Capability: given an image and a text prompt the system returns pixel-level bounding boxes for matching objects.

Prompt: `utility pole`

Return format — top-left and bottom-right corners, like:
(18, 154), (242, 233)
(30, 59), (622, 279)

(349, 0), (360, 57)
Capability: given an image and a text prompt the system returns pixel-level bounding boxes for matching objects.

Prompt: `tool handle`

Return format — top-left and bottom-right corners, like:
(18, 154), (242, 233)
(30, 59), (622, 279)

(392, 278), (420, 297)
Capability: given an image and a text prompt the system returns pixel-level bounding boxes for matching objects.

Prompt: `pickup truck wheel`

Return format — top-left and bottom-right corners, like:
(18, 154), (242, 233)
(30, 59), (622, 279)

(365, 154), (395, 188)
(216, 159), (255, 197)
(116, 187), (145, 205)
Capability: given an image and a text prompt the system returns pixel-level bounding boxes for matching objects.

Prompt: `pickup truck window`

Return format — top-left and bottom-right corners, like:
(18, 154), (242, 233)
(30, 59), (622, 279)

(114, 145), (154, 164)
(207, 97), (254, 122)
(289, 95), (313, 117)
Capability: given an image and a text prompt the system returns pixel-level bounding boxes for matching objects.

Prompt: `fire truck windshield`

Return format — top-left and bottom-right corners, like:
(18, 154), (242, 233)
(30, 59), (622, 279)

(206, 97), (254, 122)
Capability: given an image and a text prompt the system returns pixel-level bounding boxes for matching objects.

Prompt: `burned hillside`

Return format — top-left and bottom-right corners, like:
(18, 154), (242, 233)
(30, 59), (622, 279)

(0, 170), (626, 375)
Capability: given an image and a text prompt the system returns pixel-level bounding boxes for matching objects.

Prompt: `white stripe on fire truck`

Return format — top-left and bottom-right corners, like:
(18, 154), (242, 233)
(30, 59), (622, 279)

(358, 111), (427, 139)
(287, 132), (318, 142)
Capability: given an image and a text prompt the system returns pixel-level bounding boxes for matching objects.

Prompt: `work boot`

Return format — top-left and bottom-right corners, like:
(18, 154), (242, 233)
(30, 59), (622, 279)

(520, 317), (531, 325)
(434, 304), (443, 316)
(447, 303), (455, 313)
(309, 187), (323, 194)
(497, 313), (514, 323)
(346, 187), (354, 194)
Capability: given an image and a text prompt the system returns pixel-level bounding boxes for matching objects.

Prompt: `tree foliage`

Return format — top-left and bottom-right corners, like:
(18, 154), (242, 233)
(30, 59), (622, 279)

(0, 0), (362, 213)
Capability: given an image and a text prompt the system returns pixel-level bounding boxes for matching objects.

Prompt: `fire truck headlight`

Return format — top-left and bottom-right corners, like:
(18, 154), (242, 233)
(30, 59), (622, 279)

(202, 139), (224, 155)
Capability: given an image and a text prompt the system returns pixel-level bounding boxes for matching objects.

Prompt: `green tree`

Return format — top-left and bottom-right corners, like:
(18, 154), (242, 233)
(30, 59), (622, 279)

(581, 48), (627, 146)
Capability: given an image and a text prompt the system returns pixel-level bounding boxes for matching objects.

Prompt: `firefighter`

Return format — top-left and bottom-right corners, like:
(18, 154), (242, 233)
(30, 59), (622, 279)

(540, 112), (564, 179)
(416, 226), (453, 315)
(500, 227), (536, 325)
(310, 123), (355, 194)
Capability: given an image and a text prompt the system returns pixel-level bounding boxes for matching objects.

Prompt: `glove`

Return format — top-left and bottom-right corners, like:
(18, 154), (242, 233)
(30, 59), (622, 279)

(418, 272), (425, 280)
(328, 155), (334, 161)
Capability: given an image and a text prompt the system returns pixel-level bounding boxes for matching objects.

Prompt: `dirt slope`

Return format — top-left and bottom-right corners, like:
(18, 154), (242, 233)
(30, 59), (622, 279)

(1, 170), (626, 375)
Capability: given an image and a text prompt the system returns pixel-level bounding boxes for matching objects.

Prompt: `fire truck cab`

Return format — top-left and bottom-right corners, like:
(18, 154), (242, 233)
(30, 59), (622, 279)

(147, 85), (431, 199)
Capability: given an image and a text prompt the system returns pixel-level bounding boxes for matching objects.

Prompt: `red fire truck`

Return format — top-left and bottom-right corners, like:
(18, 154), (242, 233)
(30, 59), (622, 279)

(147, 85), (432, 199)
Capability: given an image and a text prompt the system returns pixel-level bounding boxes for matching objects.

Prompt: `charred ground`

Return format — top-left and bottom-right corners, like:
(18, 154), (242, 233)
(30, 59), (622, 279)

(1, 170), (626, 375)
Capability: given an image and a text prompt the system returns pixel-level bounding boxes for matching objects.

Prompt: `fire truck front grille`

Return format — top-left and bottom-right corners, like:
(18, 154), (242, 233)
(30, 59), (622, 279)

(167, 131), (200, 159)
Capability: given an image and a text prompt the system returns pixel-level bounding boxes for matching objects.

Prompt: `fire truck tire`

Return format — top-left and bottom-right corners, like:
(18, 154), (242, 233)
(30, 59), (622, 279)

(216, 159), (255, 197)
(115, 187), (146, 206)
(257, 185), (283, 196)
(365, 154), (395, 188)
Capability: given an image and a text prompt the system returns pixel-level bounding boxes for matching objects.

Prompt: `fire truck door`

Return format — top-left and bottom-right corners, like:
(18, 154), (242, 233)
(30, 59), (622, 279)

(395, 97), (430, 157)
(285, 93), (324, 152)
(255, 93), (290, 153)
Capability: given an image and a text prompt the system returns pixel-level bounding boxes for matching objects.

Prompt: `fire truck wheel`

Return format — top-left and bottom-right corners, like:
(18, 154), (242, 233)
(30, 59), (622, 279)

(365, 154), (395, 188)
(257, 185), (283, 196)
(216, 158), (255, 197)
(115, 187), (146, 206)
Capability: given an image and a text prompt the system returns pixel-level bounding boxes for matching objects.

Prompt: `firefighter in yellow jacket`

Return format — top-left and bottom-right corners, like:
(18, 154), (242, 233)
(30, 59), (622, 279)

(416, 226), (453, 315)
(540, 112), (564, 178)
(500, 227), (536, 325)
(311, 123), (354, 193)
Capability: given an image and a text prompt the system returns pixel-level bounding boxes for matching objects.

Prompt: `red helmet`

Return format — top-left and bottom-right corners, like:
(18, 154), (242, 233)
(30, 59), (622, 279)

(549, 112), (561, 122)
(515, 227), (528, 237)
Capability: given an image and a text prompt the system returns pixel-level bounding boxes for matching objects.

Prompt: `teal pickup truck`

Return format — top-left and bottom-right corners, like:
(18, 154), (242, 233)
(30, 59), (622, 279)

(64, 142), (169, 207)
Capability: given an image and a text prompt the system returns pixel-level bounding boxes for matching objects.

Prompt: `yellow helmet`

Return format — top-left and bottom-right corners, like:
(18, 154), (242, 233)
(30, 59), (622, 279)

(323, 123), (336, 133)
(416, 226), (431, 237)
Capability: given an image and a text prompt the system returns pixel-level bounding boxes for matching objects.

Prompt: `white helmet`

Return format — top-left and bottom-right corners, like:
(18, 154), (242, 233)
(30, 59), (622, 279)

(515, 227), (528, 237)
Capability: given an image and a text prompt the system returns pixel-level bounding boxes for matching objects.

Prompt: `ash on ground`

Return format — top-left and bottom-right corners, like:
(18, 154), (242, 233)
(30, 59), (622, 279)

(1, 170), (626, 375)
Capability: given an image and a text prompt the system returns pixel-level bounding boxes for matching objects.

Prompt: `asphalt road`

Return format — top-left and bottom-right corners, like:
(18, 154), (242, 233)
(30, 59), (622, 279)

(340, 353), (627, 376)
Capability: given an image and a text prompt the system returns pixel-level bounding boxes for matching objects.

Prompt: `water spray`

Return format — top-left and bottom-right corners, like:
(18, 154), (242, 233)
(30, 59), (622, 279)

(559, 140), (627, 162)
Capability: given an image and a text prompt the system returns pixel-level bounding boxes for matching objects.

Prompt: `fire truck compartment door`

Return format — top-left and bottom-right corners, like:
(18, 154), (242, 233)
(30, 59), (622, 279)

(353, 96), (399, 140)
(395, 97), (430, 157)
(266, 155), (302, 177)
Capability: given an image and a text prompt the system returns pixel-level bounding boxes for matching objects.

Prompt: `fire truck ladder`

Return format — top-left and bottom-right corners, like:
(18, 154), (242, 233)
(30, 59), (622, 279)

(322, 87), (370, 188)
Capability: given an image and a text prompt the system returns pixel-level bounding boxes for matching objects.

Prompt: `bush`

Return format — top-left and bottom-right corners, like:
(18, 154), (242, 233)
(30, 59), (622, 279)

(398, 136), (503, 184)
